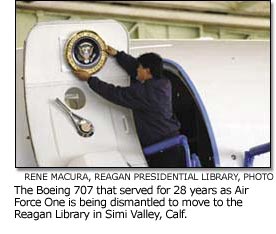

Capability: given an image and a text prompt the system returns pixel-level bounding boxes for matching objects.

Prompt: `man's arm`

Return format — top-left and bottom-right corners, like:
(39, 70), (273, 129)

(115, 51), (138, 78)
(88, 76), (149, 111)
(106, 45), (138, 79)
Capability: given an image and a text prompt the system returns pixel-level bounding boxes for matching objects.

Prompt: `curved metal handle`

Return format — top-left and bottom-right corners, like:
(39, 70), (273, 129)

(55, 97), (94, 137)
(55, 98), (72, 115)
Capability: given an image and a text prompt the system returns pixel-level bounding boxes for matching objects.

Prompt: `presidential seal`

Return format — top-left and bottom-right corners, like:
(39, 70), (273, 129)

(65, 30), (107, 75)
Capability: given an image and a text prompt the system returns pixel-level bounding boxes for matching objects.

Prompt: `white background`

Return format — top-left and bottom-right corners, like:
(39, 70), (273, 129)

(1, 1), (274, 233)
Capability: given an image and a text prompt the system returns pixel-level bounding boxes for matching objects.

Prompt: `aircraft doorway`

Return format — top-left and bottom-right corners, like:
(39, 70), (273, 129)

(163, 60), (220, 167)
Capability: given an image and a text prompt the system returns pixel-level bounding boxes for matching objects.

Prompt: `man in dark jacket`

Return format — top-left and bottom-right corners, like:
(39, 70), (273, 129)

(74, 46), (184, 167)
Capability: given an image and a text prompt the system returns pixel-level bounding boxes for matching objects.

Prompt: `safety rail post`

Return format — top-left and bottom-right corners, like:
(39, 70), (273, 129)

(244, 143), (270, 167)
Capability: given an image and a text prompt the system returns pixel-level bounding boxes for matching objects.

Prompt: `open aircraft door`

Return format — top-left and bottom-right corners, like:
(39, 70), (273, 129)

(23, 20), (147, 167)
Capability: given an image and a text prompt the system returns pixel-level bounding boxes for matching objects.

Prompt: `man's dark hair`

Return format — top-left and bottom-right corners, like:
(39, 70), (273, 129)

(137, 53), (163, 78)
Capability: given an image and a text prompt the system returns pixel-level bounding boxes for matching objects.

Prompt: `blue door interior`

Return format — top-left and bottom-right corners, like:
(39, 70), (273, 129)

(163, 59), (220, 167)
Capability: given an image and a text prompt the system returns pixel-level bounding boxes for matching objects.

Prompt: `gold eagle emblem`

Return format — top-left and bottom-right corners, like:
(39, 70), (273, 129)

(65, 30), (107, 75)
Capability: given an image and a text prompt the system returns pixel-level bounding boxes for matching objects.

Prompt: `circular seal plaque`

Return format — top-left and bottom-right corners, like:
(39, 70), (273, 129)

(65, 30), (107, 75)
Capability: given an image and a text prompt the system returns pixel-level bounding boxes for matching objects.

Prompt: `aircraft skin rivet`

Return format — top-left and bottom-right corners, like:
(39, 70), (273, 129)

(231, 154), (237, 160)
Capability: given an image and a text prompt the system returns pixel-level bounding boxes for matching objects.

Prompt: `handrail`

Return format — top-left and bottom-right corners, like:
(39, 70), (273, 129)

(191, 153), (202, 167)
(244, 143), (270, 167)
(143, 135), (192, 167)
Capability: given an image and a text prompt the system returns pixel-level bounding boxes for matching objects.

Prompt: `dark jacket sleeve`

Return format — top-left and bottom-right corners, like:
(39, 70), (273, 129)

(88, 77), (149, 111)
(115, 51), (139, 78)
